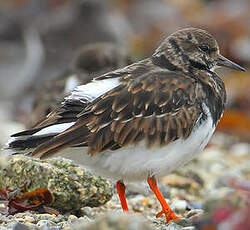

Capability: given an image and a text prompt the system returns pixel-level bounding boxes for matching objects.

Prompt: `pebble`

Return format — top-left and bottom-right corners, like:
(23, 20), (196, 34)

(68, 215), (77, 220)
(161, 223), (182, 230)
(37, 214), (55, 220)
(185, 209), (204, 219)
(12, 218), (25, 223)
(187, 202), (202, 210)
(210, 162), (225, 173)
(37, 220), (50, 227)
(230, 143), (250, 156)
(24, 223), (38, 230)
(12, 223), (31, 230)
(24, 216), (35, 223)
(5, 222), (19, 230)
(171, 200), (188, 212)
(0, 227), (7, 230)
(70, 213), (154, 230)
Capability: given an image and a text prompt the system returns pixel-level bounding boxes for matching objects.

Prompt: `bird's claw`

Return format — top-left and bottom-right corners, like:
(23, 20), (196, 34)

(156, 209), (180, 222)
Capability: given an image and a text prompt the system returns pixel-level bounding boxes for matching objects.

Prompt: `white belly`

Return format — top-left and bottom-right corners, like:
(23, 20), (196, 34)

(60, 106), (215, 182)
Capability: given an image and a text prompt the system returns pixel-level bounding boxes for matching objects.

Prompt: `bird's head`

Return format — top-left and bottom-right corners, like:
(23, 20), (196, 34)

(152, 28), (245, 73)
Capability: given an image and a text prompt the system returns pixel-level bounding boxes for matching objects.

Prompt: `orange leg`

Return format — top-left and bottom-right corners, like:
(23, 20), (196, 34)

(116, 180), (129, 212)
(147, 176), (180, 222)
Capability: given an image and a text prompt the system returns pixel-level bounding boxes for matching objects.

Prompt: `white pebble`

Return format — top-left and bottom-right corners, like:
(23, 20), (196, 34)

(171, 200), (187, 211)
(24, 216), (35, 223)
(230, 143), (250, 156)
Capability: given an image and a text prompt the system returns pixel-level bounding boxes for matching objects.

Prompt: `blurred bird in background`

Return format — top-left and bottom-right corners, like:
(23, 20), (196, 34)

(30, 43), (135, 127)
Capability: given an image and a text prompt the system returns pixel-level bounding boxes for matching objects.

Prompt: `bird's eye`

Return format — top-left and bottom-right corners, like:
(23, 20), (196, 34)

(187, 33), (192, 40)
(199, 45), (209, 52)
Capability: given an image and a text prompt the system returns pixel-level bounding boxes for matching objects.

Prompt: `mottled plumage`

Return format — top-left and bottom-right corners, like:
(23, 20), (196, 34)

(7, 28), (245, 222)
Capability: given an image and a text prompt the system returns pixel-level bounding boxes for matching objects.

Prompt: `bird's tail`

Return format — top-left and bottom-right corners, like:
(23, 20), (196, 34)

(6, 122), (76, 155)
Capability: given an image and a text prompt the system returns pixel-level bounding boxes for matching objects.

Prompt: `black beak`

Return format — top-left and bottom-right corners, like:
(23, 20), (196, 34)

(217, 54), (245, 71)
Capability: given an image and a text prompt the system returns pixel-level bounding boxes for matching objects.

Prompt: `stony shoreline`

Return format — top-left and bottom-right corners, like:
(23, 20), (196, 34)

(0, 132), (249, 230)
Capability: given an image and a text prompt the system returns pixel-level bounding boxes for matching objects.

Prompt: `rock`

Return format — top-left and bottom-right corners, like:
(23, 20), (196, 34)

(5, 222), (19, 230)
(0, 212), (80, 229)
(70, 213), (153, 230)
(23, 216), (35, 223)
(36, 220), (51, 228)
(182, 227), (195, 230)
(230, 143), (250, 157)
(185, 209), (204, 220)
(160, 222), (182, 230)
(12, 223), (33, 230)
(0, 227), (8, 230)
(187, 202), (202, 210)
(171, 200), (188, 212)
(161, 174), (201, 195)
(175, 218), (193, 228)
(0, 155), (113, 214)
(68, 215), (78, 220)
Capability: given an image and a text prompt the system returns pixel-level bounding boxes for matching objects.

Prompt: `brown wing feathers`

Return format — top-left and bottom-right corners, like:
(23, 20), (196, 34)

(28, 71), (202, 159)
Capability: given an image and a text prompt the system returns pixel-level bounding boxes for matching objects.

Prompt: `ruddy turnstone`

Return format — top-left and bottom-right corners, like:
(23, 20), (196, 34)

(31, 43), (134, 127)
(8, 28), (245, 222)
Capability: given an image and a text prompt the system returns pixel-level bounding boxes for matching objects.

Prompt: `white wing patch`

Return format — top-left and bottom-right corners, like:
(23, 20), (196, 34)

(64, 75), (80, 94)
(66, 78), (120, 102)
(33, 122), (75, 136)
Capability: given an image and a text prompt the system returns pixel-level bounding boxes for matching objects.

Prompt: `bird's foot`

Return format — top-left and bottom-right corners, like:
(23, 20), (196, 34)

(156, 209), (180, 223)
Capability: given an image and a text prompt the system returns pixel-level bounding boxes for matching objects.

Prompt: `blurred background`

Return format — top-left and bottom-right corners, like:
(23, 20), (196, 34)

(0, 1), (250, 228)
(0, 0), (249, 144)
